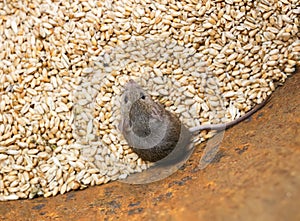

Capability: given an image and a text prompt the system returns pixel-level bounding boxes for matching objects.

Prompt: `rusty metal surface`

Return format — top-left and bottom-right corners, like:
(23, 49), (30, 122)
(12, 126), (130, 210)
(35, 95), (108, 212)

(1, 71), (299, 221)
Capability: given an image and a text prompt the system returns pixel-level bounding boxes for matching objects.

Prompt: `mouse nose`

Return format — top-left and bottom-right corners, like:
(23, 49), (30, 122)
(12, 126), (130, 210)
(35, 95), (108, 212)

(126, 79), (137, 87)
(128, 79), (135, 84)
(125, 79), (138, 89)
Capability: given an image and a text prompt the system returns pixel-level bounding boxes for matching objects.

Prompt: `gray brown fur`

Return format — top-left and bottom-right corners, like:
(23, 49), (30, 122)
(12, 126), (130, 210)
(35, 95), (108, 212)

(131, 102), (182, 162)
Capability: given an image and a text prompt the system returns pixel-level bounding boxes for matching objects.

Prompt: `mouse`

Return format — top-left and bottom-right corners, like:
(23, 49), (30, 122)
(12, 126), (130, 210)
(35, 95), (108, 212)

(119, 79), (187, 162)
(119, 79), (270, 162)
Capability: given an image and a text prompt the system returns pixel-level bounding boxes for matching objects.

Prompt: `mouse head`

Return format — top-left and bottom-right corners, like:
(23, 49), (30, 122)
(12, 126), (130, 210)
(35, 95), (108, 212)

(120, 79), (163, 123)
(120, 79), (151, 111)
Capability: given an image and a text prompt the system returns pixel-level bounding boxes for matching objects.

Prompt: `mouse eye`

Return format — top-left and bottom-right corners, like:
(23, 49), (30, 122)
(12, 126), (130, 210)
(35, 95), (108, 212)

(124, 96), (128, 103)
(140, 93), (146, 100)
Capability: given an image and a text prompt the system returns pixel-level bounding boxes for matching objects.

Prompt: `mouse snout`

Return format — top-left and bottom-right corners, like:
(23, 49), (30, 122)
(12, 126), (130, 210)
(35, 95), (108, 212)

(125, 79), (138, 89)
(128, 79), (136, 84)
(127, 79), (137, 86)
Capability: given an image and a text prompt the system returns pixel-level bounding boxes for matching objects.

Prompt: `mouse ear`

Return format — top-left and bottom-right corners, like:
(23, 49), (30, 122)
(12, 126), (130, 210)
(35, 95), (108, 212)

(118, 118), (125, 132)
(118, 118), (132, 133)
(151, 105), (163, 121)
